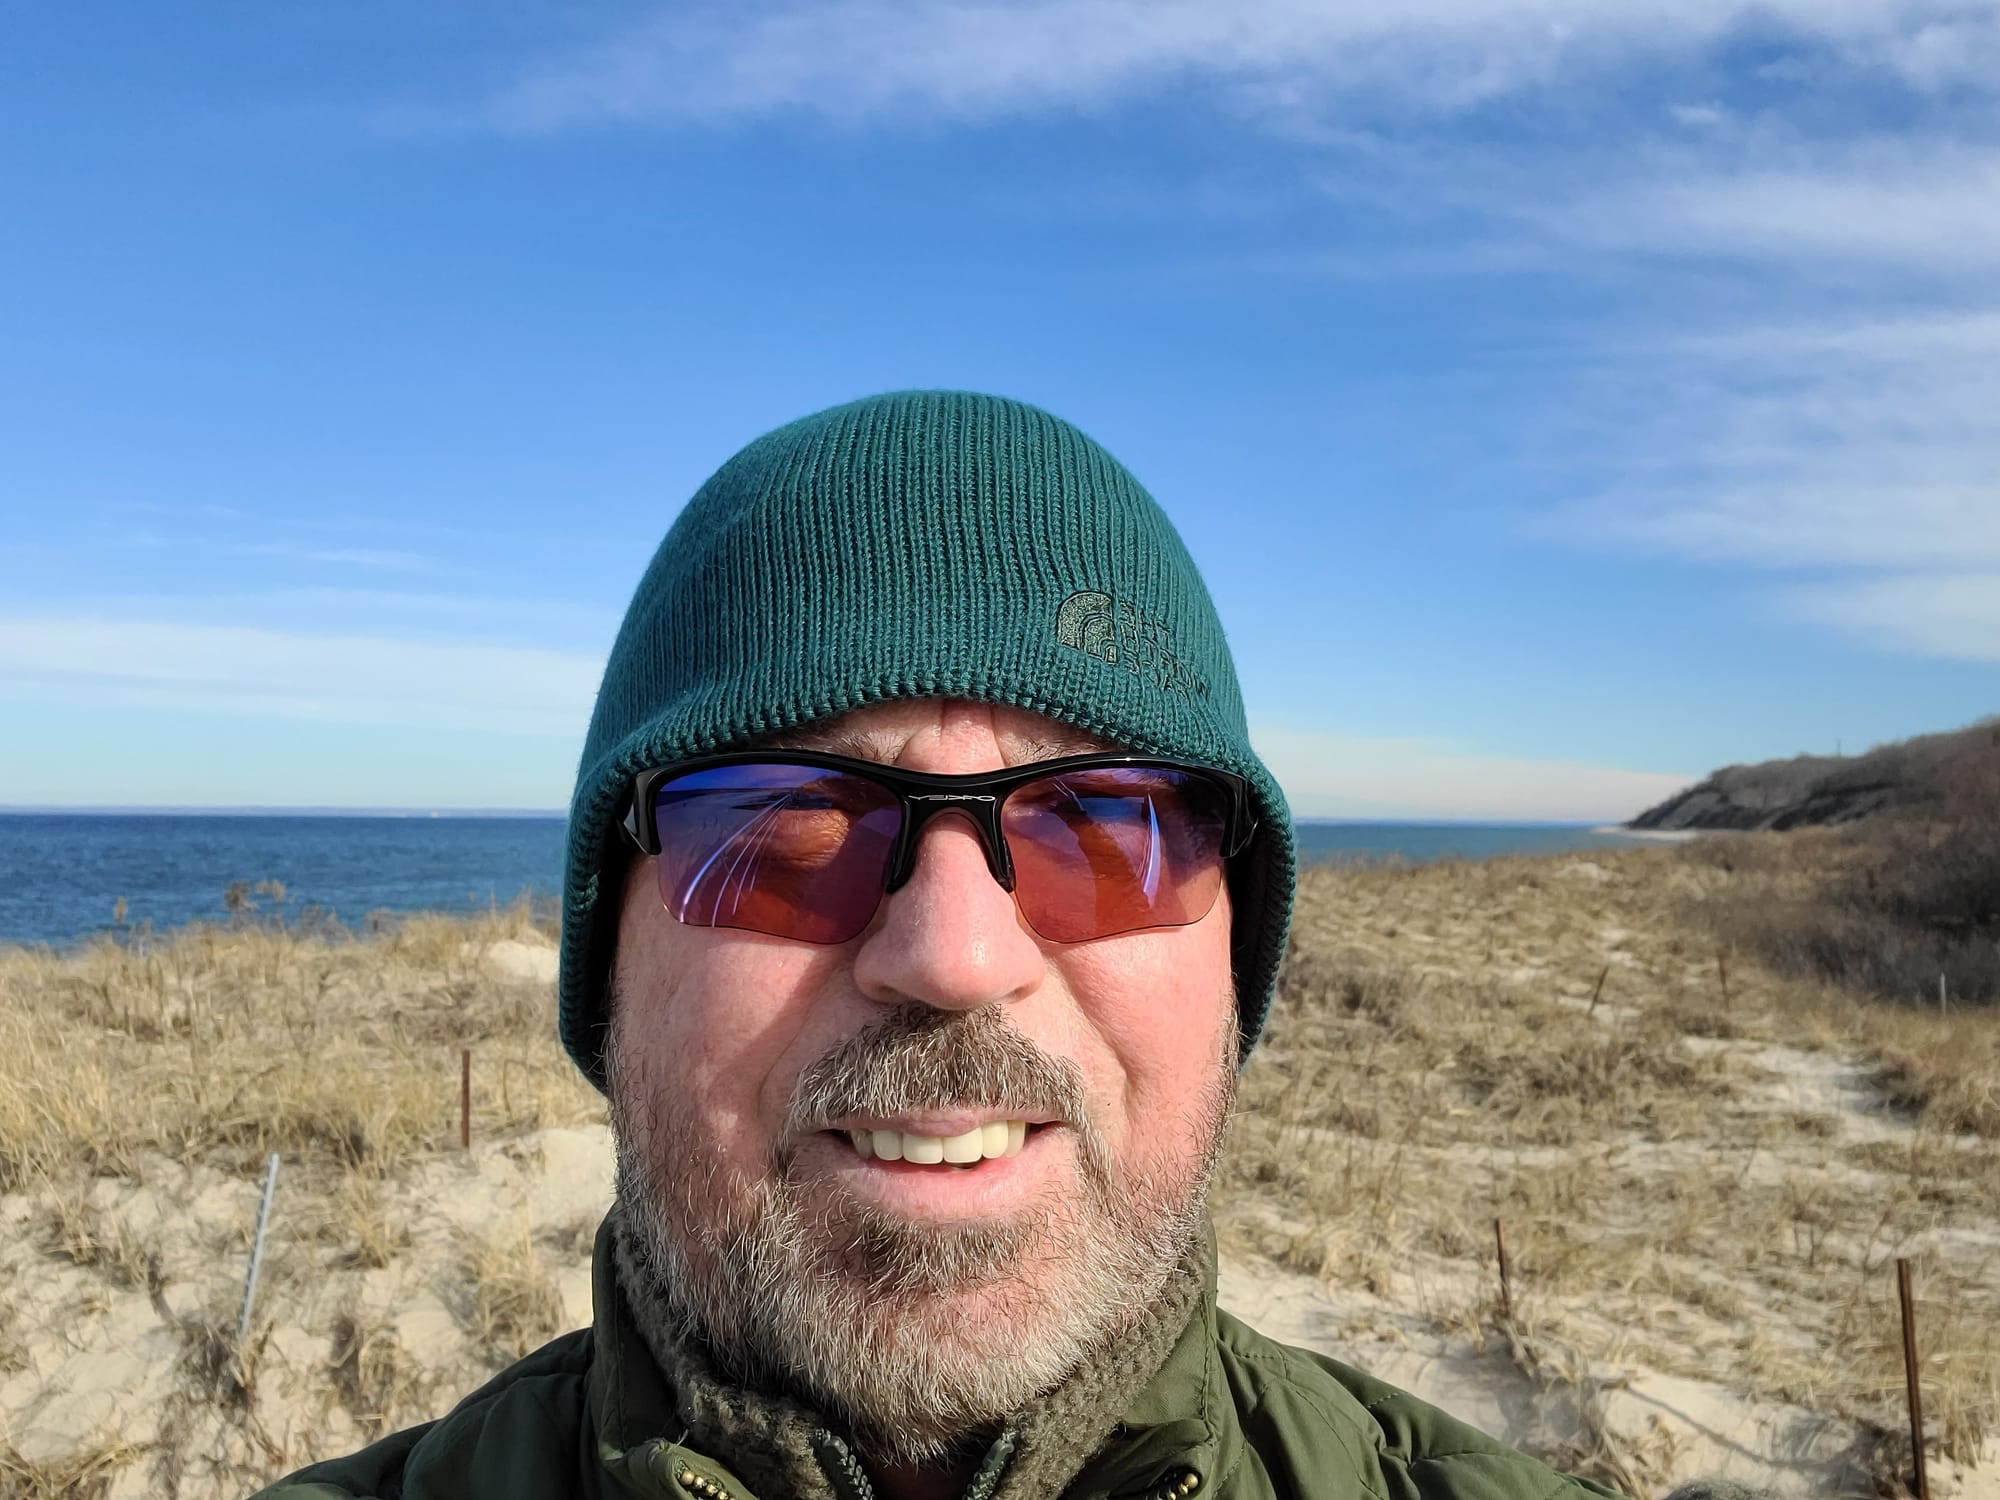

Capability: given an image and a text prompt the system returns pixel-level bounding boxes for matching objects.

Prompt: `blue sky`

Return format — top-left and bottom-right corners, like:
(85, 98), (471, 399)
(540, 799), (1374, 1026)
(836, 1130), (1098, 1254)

(2, 2), (1995, 820)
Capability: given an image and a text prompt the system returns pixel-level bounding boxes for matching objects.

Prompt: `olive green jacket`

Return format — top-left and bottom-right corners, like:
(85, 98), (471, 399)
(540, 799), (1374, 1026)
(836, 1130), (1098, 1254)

(257, 1219), (1622, 1500)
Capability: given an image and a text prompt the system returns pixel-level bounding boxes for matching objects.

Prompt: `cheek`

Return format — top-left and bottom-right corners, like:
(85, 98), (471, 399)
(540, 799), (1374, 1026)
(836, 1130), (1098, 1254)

(610, 889), (851, 1167)
(1053, 909), (1235, 1123)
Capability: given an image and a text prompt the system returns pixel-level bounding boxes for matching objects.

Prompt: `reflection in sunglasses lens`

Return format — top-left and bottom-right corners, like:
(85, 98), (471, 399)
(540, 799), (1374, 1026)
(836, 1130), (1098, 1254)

(1003, 768), (1227, 942)
(654, 765), (901, 942)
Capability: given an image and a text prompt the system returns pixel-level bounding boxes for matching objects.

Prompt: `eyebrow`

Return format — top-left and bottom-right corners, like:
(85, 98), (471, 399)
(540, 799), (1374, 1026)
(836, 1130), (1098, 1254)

(760, 723), (1118, 764)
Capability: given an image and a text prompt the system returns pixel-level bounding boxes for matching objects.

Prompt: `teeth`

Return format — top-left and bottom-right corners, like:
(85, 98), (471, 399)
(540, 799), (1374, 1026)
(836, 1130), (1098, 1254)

(845, 1121), (1033, 1166)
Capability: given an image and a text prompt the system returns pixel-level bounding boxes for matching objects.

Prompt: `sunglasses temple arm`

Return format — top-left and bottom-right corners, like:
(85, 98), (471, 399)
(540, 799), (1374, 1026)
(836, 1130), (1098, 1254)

(1229, 783), (1258, 857)
(620, 798), (649, 852)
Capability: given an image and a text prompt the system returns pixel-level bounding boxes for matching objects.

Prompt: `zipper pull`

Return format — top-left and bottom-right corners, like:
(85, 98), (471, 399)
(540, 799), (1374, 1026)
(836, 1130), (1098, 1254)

(809, 1430), (878, 1500)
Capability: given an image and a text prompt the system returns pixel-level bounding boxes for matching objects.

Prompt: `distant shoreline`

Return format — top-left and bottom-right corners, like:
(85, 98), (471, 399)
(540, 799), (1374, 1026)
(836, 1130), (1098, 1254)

(1592, 825), (1702, 843)
(1296, 817), (1613, 829)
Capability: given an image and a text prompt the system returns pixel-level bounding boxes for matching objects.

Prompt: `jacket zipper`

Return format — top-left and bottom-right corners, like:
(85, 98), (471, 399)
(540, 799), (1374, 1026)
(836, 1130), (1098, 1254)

(672, 1464), (740, 1500)
(1142, 1467), (1202, 1500)
(810, 1429), (879, 1500)
(672, 1449), (1196, 1500)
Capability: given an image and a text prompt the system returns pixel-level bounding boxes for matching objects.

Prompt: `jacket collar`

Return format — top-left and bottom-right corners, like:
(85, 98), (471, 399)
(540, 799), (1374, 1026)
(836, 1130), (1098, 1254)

(585, 1210), (684, 1464)
(584, 1208), (1233, 1500)
(1061, 1226), (1238, 1499)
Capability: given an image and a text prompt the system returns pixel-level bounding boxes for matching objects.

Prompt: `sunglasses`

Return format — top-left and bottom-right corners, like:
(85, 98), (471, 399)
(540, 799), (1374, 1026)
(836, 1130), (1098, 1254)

(620, 750), (1256, 945)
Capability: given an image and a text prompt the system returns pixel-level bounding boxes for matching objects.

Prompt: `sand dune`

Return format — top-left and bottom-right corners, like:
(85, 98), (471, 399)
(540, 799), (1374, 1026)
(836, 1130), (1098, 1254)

(3, 849), (1995, 1498)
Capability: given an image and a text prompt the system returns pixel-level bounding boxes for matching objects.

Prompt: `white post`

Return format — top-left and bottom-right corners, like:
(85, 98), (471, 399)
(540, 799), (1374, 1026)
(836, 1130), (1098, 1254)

(1939, 973), (1948, 1014)
(237, 1153), (280, 1348)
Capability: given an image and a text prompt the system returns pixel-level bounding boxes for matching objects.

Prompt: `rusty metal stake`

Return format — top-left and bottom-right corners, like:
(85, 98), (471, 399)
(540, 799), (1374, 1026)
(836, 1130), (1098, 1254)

(1898, 1258), (1929, 1500)
(1495, 1218), (1514, 1322)
(460, 1047), (471, 1151)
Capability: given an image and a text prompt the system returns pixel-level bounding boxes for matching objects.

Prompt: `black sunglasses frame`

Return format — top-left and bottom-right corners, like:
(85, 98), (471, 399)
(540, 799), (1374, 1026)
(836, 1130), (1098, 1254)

(620, 749), (1258, 900)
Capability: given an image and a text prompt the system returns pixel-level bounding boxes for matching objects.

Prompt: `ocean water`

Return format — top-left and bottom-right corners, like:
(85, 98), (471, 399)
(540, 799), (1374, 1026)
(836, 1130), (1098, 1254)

(0, 812), (1649, 948)
(0, 813), (569, 947)
(1291, 821), (1649, 867)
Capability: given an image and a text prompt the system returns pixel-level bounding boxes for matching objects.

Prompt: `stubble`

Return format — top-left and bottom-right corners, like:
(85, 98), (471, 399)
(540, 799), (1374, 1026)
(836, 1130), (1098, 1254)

(608, 1001), (1235, 1467)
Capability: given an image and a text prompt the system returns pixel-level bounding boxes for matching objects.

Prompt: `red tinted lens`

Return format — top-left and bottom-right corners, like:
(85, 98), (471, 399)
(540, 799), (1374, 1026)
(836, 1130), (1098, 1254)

(1001, 767), (1229, 942)
(652, 763), (901, 943)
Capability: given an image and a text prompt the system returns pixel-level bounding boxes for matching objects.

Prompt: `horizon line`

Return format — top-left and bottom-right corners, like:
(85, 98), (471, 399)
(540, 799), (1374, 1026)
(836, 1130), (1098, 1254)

(2, 804), (1638, 829)
(0, 804), (570, 818)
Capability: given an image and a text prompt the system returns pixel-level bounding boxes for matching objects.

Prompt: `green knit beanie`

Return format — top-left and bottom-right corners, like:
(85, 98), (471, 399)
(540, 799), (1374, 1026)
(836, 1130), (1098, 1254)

(559, 390), (1294, 1086)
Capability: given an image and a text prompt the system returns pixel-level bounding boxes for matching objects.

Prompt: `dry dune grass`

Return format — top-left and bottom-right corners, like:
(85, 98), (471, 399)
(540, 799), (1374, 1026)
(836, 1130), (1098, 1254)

(1214, 845), (1999, 1493)
(0, 1442), (142, 1500)
(0, 846), (1995, 1497)
(462, 1215), (569, 1364)
(0, 905), (607, 1497)
(1677, 823), (2000, 1135)
(0, 907), (599, 1192)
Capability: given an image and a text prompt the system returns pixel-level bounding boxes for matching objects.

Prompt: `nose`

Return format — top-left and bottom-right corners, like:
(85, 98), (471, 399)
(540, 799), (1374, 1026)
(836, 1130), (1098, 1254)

(849, 810), (1045, 1012)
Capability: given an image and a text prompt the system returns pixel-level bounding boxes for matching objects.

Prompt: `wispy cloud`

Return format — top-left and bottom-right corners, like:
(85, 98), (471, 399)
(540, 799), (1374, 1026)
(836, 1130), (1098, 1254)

(0, 616), (601, 737)
(468, 3), (2000, 296)
(456, 1), (2000, 671)
(122, 500), (495, 543)
(227, 541), (435, 573)
(1527, 141), (2000, 276)
(1783, 574), (2000, 664)
(38, 588), (623, 652)
(1578, 483), (2000, 572)
(91, 506), (452, 575)
(1253, 725), (1692, 822)
(466, 0), (2000, 295)
(1274, 127), (2000, 288)
(477, 1), (2000, 132)
(1541, 302), (2000, 660)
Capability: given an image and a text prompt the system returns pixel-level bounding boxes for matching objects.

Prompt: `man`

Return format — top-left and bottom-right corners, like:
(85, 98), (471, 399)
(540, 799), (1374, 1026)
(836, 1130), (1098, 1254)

(257, 390), (1626, 1500)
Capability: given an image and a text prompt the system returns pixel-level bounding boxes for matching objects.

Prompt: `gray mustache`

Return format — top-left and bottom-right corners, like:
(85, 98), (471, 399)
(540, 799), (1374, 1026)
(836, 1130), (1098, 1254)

(787, 1005), (1089, 1134)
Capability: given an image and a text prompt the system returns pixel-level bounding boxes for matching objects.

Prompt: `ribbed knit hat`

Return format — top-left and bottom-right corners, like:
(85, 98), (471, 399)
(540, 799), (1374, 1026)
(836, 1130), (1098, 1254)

(559, 390), (1294, 1087)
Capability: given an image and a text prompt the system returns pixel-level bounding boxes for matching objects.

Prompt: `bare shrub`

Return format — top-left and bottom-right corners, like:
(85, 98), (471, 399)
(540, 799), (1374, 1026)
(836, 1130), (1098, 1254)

(1695, 731), (2000, 1007)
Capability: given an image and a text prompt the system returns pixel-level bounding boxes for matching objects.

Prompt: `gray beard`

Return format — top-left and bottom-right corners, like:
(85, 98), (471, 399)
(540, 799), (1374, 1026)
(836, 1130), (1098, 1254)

(607, 1002), (1235, 1470)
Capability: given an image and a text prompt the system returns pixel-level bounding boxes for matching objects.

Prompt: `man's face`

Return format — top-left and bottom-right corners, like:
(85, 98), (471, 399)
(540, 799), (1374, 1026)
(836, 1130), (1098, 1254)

(607, 699), (1238, 1461)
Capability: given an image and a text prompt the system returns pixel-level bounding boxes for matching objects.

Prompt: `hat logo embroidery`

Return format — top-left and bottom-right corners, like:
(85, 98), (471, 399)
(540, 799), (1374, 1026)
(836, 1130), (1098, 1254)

(1055, 591), (1209, 702)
